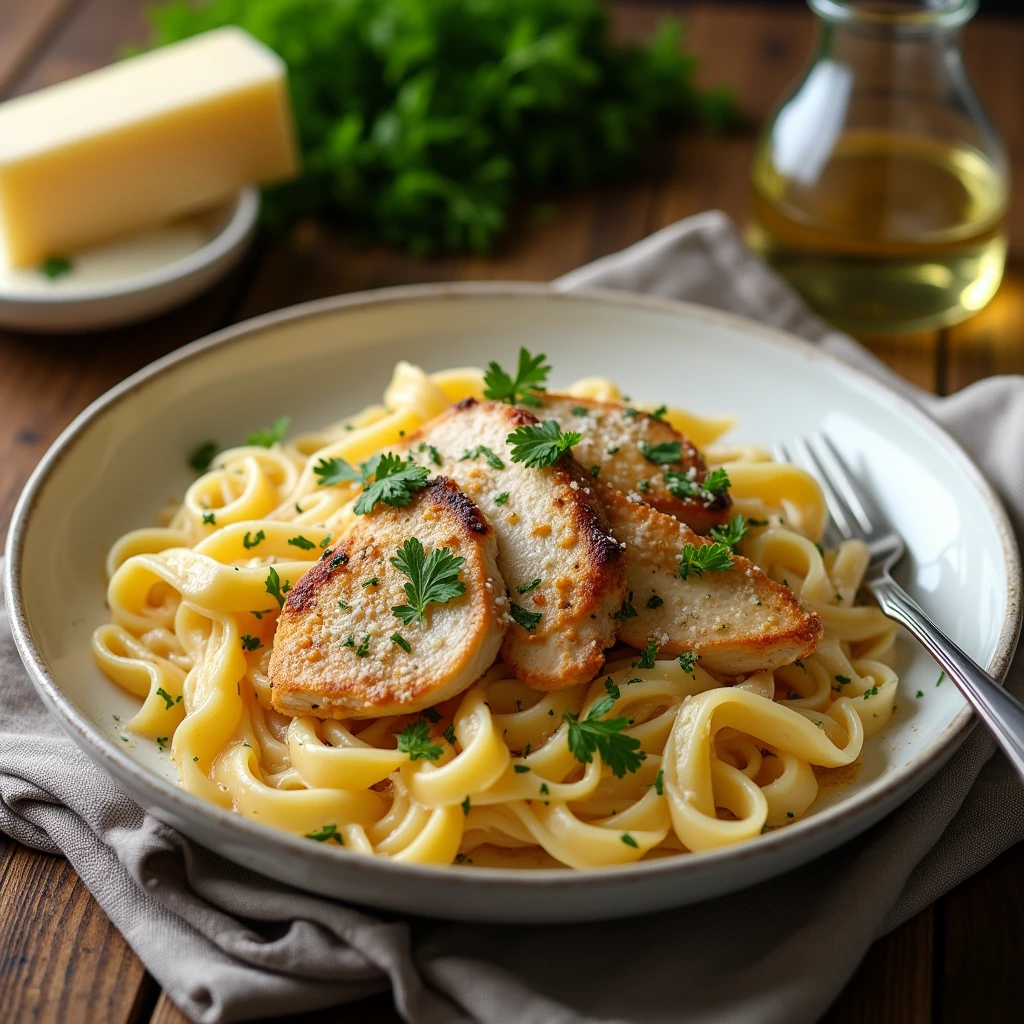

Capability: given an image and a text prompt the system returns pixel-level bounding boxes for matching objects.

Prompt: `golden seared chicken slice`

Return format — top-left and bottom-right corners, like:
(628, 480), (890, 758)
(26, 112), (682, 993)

(534, 394), (732, 534)
(269, 477), (506, 719)
(599, 485), (822, 675)
(402, 399), (627, 689)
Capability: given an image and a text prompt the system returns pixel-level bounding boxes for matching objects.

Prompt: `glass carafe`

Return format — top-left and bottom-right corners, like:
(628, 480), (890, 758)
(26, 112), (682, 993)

(748, 0), (1008, 335)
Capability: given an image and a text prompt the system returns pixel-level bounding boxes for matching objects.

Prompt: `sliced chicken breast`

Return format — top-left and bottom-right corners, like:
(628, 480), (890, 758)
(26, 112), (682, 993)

(269, 477), (506, 718)
(403, 399), (627, 689)
(535, 394), (732, 533)
(599, 485), (822, 675)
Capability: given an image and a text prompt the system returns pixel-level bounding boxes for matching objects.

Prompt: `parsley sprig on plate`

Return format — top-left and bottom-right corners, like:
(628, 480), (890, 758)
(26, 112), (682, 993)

(315, 452), (430, 514)
(563, 694), (646, 779)
(391, 538), (466, 625)
(676, 542), (734, 580)
(507, 420), (581, 468)
(483, 348), (550, 406)
(710, 513), (749, 551)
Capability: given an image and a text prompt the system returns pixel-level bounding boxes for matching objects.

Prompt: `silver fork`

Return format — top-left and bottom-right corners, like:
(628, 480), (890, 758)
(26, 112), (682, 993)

(775, 433), (1024, 782)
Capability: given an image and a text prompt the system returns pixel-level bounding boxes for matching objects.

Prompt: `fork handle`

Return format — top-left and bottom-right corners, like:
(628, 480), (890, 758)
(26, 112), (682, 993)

(868, 576), (1024, 782)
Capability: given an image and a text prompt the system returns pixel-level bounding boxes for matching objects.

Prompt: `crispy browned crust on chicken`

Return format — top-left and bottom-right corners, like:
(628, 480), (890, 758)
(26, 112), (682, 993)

(535, 394), (732, 533)
(401, 399), (627, 689)
(600, 485), (822, 675)
(269, 477), (506, 718)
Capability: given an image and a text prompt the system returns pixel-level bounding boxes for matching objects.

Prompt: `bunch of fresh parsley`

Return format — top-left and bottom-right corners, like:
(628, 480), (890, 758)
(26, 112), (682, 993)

(145, 0), (735, 255)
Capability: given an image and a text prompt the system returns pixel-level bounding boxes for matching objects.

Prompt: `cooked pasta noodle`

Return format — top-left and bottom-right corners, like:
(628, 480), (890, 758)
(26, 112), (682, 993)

(93, 363), (899, 868)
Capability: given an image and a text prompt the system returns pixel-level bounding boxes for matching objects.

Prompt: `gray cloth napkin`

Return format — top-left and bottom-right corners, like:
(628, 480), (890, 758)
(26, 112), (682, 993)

(3, 210), (1023, 1024)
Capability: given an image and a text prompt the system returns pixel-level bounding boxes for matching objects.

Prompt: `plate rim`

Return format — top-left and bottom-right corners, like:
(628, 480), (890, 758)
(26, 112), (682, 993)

(0, 187), (259, 305)
(5, 280), (1021, 892)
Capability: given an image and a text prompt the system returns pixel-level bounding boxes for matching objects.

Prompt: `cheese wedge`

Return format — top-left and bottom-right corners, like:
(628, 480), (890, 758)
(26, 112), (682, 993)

(0, 27), (299, 268)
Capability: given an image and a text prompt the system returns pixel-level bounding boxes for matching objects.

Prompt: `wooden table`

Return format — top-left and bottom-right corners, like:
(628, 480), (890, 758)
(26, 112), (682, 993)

(1, 2), (1022, 1021)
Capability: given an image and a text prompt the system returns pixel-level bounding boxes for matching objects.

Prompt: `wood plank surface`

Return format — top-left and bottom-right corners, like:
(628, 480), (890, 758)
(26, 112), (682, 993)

(0, 2), (1021, 1023)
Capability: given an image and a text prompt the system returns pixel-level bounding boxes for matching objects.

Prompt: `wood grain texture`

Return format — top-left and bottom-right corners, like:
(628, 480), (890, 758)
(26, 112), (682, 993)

(0, 2), (1020, 1023)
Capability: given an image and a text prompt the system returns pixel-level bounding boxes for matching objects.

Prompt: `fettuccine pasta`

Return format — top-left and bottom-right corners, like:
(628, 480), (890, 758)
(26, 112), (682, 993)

(93, 363), (898, 868)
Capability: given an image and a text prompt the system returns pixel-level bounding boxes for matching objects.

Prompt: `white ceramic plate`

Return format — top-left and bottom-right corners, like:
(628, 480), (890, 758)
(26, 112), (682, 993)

(5, 284), (1020, 922)
(0, 189), (258, 333)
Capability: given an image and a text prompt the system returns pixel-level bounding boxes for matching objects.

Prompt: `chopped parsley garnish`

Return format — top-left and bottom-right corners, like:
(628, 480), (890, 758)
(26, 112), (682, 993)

(202, 511), (216, 526)
(343, 636), (355, 648)
(607, 446), (620, 455)
(710, 514), (749, 552)
(863, 685), (879, 699)
(243, 530), (265, 550)
(330, 554), (348, 568)
(156, 736), (169, 750)
(188, 441), (217, 473)
(916, 690), (924, 698)
(563, 696), (646, 778)
(613, 591), (638, 620)
(539, 783), (550, 796)
(604, 677), (620, 700)
(623, 407), (639, 418)
(155, 686), (176, 710)
(391, 537), (466, 625)
(637, 479), (650, 492)
(265, 566), (292, 608)
(506, 420), (581, 468)
(646, 593), (663, 609)
(494, 491), (509, 506)
(572, 405), (589, 416)
(420, 708), (442, 723)
(337, 600), (349, 610)
(747, 517), (769, 527)
(516, 578), (542, 594)
(40, 254), (73, 280)
(355, 454), (430, 514)
(240, 634), (262, 652)
(591, 465), (601, 477)
(834, 674), (852, 686)
(937, 672), (945, 687)
(306, 824), (344, 844)
(397, 720), (443, 761)
(678, 651), (696, 674)
(702, 467), (731, 494)
(786, 692), (801, 700)
(459, 445), (505, 469)
(637, 641), (658, 669)
(677, 542), (734, 580)
(418, 442), (442, 467)
(462, 796), (472, 815)
(639, 440), (681, 465)
(621, 833), (638, 849)
(513, 764), (531, 774)
(650, 405), (667, 421)
(664, 466), (731, 502)
(482, 347), (551, 406)
(391, 633), (411, 652)
(443, 724), (456, 745)
(287, 535), (316, 550)
(654, 769), (664, 795)
(319, 534), (332, 548)
(510, 602), (542, 631)
(247, 416), (290, 448)
(362, 576), (379, 587)
(355, 635), (371, 657)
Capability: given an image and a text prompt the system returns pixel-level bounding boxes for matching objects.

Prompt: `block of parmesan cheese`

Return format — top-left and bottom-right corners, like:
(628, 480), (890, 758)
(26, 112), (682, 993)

(0, 27), (299, 268)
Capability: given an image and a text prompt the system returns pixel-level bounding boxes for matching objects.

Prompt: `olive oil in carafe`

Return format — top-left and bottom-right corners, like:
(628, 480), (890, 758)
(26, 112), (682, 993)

(748, 131), (1007, 334)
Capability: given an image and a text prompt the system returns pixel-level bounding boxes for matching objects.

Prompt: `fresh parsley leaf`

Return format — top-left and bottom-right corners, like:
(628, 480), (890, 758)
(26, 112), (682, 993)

(265, 566), (292, 609)
(354, 453), (429, 514)
(639, 440), (681, 465)
(40, 255), (72, 279)
(314, 456), (364, 487)
(710, 513), (749, 551)
(391, 633), (411, 652)
(513, 764), (531, 774)
(156, 736), (168, 750)
(664, 465), (732, 502)
(155, 686), (176, 710)
(243, 530), (265, 550)
(540, 783), (550, 796)
(621, 833), (638, 849)
(459, 445), (505, 469)
(516, 578), (541, 594)
(319, 534), (332, 548)
(650, 405), (668, 421)
(240, 634), (262, 652)
(646, 593), (663, 609)
(702, 467), (731, 495)
(188, 441), (217, 473)
(654, 769), (664, 795)
(306, 823), (344, 845)
(604, 677), (620, 700)
(247, 416), (290, 448)
(421, 708), (443, 724)
(362, 576), (379, 587)
(494, 491), (509, 506)
(591, 465), (601, 477)
(391, 538), (466, 625)
(462, 796), (471, 816)
(834, 674), (852, 686)
(506, 420), (581, 468)
(483, 348), (551, 406)
(678, 651), (696, 674)
(613, 591), (638, 620)
(443, 724), (456, 745)
(355, 634), (371, 657)
(417, 442), (442, 467)
(510, 602), (542, 631)
(563, 701), (646, 779)
(202, 511), (216, 526)
(677, 542), (734, 579)
(637, 641), (657, 669)
(863, 685), (879, 699)
(288, 535), (316, 551)
(397, 721), (443, 761)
